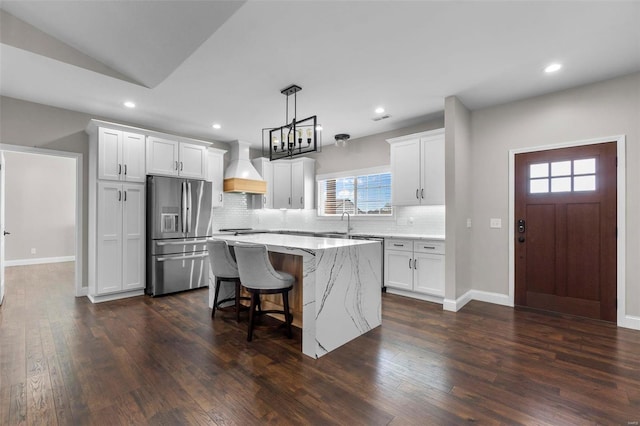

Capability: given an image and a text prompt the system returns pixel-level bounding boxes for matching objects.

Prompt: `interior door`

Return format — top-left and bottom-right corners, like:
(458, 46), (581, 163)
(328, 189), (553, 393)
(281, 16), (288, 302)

(0, 151), (5, 305)
(515, 142), (617, 321)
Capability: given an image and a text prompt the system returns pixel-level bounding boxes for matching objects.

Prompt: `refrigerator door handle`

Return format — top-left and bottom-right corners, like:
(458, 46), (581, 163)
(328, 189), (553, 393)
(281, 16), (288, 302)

(156, 253), (208, 262)
(181, 181), (187, 232)
(186, 181), (192, 233)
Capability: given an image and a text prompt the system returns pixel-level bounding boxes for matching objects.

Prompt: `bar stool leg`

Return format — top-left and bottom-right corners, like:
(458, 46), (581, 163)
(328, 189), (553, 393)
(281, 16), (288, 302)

(234, 280), (241, 322)
(247, 292), (258, 342)
(282, 289), (292, 339)
(212, 277), (222, 318)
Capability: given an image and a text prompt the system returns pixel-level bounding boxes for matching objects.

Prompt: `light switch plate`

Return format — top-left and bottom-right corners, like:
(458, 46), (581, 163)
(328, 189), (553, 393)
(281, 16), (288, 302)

(490, 218), (502, 228)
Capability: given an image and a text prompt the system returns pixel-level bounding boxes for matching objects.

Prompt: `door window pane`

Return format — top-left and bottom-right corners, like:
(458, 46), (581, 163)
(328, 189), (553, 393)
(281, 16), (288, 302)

(551, 177), (571, 192)
(530, 163), (548, 178)
(574, 158), (596, 175)
(574, 175), (596, 191)
(530, 178), (549, 193)
(551, 161), (571, 177)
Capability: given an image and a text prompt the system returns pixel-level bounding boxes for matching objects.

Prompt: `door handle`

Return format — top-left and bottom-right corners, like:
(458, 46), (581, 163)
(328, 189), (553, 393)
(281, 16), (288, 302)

(3, 231), (10, 236)
(416, 189), (419, 199)
(124, 191), (127, 202)
(518, 236), (525, 243)
(219, 194), (223, 202)
(421, 188), (424, 199)
(124, 164), (127, 175)
(118, 190), (122, 201)
(518, 219), (526, 233)
(180, 161), (184, 171)
(409, 258), (412, 269)
(118, 164), (122, 175)
(175, 161), (179, 171)
(414, 259), (417, 269)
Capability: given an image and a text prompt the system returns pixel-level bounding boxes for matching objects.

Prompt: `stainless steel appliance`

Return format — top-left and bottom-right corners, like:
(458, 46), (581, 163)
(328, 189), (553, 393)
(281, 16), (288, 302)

(146, 175), (212, 296)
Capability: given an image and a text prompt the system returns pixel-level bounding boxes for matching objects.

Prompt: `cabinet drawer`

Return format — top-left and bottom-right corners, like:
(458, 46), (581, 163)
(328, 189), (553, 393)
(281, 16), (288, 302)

(413, 241), (445, 255)
(385, 239), (413, 251)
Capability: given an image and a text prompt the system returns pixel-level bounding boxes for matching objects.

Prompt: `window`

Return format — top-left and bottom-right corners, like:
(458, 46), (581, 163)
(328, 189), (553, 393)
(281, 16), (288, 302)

(317, 168), (392, 216)
(529, 158), (596, 194)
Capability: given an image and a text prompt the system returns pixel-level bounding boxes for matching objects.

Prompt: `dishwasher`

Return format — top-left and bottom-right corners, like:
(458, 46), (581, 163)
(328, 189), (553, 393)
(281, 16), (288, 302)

(350, 235), (386, 292)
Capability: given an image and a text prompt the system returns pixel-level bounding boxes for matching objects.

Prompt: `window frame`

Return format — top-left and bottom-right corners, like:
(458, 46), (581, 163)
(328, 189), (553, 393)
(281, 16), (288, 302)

(316, 165), (393, 218)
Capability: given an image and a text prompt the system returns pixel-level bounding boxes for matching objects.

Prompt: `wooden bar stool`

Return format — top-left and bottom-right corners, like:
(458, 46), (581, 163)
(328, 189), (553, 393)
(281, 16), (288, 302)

(207, 239), (250, 322)
(233, 243), (294, 341)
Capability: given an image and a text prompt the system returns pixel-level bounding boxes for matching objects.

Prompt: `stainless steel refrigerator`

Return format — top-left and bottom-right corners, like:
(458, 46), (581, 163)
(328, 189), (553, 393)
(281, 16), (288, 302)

(146, 175), (212, 296)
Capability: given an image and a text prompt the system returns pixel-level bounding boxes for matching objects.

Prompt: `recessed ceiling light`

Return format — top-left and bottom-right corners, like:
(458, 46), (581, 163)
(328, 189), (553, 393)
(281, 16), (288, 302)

(123, 101), (136, 108)
(375, 106), (385, 114)
(544, 63), (562, 73)
(212, 123), (221, 129)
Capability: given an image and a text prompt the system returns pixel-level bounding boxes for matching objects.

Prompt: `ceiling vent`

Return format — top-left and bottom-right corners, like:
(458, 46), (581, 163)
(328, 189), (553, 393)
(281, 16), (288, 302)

(372, 114), (391, 122)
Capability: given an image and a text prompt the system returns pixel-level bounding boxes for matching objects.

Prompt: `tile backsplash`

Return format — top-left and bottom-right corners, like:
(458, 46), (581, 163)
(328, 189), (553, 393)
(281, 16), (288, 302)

(211, 193), (445, 235)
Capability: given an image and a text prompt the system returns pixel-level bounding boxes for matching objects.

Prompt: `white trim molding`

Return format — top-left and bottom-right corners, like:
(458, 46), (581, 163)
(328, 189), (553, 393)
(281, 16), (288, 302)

(444, 290), (512, 312)
(5, 256), (75, 267)
(508, 134), (629, 329)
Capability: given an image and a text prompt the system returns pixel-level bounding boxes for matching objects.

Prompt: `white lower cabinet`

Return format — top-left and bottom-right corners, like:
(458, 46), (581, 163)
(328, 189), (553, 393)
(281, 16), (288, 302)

(96, 182), (145, 295)
(384, 238), (445, 299)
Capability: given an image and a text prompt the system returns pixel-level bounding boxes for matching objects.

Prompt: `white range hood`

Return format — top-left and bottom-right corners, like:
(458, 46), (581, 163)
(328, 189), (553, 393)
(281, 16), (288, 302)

(223, 140), (267, 194)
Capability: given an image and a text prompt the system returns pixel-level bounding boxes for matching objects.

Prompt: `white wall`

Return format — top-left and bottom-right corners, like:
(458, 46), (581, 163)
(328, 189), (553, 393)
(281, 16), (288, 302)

(469, 72), (640, 316)
(4, 151), (76, 262)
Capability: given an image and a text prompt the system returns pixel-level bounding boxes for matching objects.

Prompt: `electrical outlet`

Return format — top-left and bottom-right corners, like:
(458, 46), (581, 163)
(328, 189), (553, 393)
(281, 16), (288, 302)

(31, 248), (37, 255)
(490, 218), (502, 229)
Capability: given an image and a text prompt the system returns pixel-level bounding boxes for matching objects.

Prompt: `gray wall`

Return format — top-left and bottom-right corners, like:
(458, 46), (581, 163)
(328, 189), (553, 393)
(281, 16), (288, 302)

(469, 72), (640, 316)
(4, 151), (76, 261)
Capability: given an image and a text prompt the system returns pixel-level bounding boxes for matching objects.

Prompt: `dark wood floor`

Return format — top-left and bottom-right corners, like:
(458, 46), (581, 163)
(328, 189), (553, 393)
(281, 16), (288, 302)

(1, 263), (639, 425)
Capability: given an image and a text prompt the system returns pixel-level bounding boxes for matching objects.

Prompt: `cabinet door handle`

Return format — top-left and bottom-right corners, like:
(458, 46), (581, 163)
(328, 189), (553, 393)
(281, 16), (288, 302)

(124, 191), (127, 202)
(124, 164), (127, 175)
(175, 160), (179, 170)
(409, 258), (412, 269)
(118, 164), (122, 175)
(180, 161), (184, 171)
(219, 194), (223, 202)
(421, 188), (424, 199)
(393, 243), (404, 247)
(300, 196), (303, 205)
(423, 246), (436, 250)
(118, 190), (122, 201)
(416, 189), (419, 199)
(414, 259), (417, 269)
(288, 197), (291, 205)
(263, 196), (267, 204)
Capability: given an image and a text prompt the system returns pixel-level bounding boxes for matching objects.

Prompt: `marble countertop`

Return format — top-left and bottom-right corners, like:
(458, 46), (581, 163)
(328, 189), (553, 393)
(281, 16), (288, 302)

(209, 233), (381, 251)
(213, 229), (445, 241)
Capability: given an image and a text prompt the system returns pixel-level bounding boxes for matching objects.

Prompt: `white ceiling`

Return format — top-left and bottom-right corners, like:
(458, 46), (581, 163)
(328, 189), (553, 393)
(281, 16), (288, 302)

(1, 1), (639, 149)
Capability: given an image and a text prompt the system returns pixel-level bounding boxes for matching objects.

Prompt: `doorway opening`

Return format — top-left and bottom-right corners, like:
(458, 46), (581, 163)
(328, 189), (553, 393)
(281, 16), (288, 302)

(508, 135), (626, 325)
(0, 144), (83, 300)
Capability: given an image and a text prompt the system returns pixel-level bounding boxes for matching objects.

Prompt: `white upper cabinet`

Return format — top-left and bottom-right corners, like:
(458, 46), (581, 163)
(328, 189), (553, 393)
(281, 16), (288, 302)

(147, 137), (207, 179)
(271, 157), (315, 209)
(207, 148), (226, 208)
(388, 128), (445, 206)
(98, 128), (145, 182)
(251, 157), (274, 209)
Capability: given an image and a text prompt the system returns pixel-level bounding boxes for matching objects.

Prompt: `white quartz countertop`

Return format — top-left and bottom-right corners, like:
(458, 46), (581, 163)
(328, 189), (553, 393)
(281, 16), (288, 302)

(210, 233), (381, 251)
(359, 232), (445, 240)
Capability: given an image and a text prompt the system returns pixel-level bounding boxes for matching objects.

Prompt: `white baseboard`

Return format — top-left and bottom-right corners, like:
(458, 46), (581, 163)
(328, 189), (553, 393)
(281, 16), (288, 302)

(386, 288), (444, 305)
(620, 314), (640, 330)
(5, 256), (76, 267)
(444, 289), (512, 312)
(87, 289), (144, 304)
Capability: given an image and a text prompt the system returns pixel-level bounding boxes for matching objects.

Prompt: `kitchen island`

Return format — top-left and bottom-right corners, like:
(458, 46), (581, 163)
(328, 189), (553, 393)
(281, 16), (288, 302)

(209, 233), (382, 358)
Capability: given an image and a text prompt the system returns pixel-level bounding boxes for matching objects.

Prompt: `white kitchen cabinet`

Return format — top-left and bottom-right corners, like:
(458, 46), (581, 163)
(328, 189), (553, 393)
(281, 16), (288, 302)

(251, 157), (274, 209)
(388, 128), (445, 206)
(207, 148), (226, 208)
(98, 128), (145, 182)
(96, 181), (145, 295)
(147, 137), (208, 179)
(384, 238), (445, 299)
(271, 157), (315, 209)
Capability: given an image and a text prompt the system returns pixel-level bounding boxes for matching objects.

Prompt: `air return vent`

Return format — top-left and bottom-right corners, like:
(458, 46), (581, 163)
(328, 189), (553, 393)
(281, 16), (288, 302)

(372, 114), (391, 122)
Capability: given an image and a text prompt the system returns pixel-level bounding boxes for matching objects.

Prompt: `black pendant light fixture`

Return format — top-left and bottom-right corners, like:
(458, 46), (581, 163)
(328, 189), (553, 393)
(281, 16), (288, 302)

(334, 133), (350, 148)
(262, 84), (321, 161)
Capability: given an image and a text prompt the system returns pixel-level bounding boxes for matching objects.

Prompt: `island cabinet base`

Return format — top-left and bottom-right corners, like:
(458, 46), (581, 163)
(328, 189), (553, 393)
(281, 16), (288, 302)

(209, 235), (382, 358)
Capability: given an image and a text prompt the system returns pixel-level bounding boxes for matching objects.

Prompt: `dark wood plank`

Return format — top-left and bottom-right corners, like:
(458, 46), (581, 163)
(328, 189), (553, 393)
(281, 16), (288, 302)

(1, 262), (640, 425)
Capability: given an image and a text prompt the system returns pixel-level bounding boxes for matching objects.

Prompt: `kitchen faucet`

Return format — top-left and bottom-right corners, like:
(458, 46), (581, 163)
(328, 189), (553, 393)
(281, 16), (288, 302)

(341, 211), (353, 234)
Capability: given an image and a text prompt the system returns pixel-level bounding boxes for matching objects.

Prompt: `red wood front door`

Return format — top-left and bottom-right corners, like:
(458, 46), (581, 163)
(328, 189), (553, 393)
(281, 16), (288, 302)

(514, 142), (617, 322)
